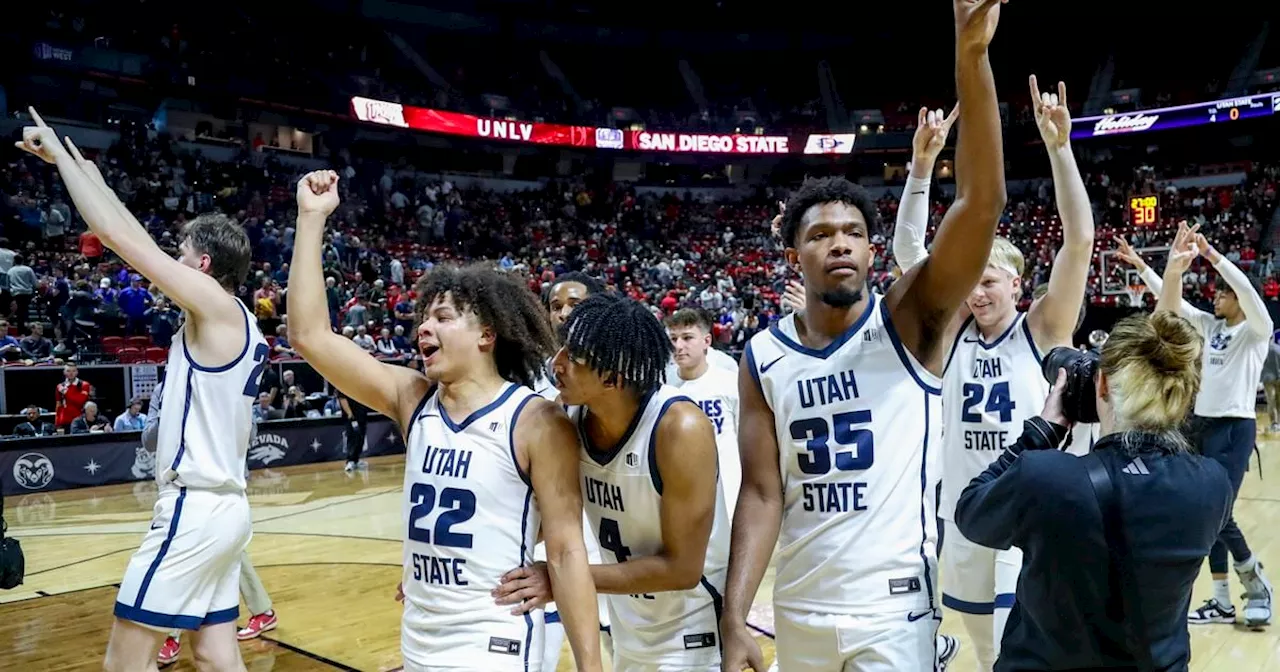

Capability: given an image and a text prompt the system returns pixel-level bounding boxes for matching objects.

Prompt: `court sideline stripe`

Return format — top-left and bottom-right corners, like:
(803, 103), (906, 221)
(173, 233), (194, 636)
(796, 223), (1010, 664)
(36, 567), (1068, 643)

(260, 634), (361, 671)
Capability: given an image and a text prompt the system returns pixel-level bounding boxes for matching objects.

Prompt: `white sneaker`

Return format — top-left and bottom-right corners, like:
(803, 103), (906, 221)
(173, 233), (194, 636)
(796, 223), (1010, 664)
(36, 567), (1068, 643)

(937, 634), (960, 670)
(1239, 561), (1274, 629)
(344, 461), (356, 473)
(1188, 598), (1236, 624)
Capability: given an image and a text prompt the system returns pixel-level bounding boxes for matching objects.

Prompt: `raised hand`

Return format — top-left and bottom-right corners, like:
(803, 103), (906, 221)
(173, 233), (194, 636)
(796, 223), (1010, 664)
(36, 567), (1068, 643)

(1192, 232), (1220, 262)
(955, 0), (1008, 51)
(913, 105), (960, 165)
(14, 107), (67, 165)
(781, 279), (806, 314)
(1165, 222), (1200, 276)
(1112, 236), (1146, 269)
(297, 170), (340, 218)
(1029, 76), (1071, 150)
(770, 201), (785, 239)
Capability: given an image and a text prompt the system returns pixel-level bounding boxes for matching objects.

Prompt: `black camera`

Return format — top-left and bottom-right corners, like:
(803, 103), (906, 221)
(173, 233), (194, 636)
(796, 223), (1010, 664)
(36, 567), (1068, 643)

(1042, 346), (1100, 424)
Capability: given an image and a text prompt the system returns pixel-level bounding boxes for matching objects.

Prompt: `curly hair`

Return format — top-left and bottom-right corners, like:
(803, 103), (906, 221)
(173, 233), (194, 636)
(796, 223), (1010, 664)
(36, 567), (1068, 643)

(413, 264), (556, 389)
(562, 293), (672, 394)
(779, 176), (881, 248)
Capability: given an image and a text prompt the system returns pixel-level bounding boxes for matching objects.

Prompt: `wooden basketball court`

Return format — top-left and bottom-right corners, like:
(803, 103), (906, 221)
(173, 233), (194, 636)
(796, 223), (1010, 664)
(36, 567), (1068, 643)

(3, 432), (1278, 671)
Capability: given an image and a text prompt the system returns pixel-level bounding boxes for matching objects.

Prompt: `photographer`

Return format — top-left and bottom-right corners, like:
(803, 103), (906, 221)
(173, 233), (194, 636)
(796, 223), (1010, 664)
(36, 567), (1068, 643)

(955, 311), (1233, 671)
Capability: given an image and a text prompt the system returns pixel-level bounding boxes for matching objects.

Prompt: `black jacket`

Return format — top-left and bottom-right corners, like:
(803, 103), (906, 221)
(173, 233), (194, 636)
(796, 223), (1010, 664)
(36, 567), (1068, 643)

(956, 420), (1232, 671)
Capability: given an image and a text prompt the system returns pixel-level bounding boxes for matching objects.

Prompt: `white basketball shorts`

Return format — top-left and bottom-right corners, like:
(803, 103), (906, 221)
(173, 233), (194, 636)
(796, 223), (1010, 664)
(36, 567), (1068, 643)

(939, 519), (1021, 615)
(114, 486), (251, 631)
(773, 606), (939, 671)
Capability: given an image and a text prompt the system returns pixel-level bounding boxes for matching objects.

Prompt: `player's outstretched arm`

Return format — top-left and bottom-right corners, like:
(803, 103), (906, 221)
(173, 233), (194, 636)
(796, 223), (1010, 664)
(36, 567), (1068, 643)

(590, 402), (718, 595)
(288, 171), (429, 425)
(1027, 77), (1094, 348)
(16, 109), (239, 328)
(888, 0), (1009, 367)
(1195, 233), (1274, 337)
(1156, 226), (1198, 317)
(720, 358), (783, 672)
(893, 105), (958, 272)
(520, 399), (602, 672)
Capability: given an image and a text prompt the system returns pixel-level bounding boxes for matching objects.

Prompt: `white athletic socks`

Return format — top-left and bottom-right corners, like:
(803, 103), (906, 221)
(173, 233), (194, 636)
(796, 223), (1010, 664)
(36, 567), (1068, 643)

(1214, 578), (1233, 607)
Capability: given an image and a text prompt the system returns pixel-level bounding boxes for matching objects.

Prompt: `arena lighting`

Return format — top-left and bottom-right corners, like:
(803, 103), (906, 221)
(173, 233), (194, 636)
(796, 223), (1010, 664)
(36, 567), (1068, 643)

(1072, 91), (1280, 140)
(350, 96), (804, 154)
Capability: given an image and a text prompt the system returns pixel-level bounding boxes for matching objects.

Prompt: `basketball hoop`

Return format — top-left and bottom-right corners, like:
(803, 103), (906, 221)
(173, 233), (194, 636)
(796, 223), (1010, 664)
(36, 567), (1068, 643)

(1124, 284), (1147, 308)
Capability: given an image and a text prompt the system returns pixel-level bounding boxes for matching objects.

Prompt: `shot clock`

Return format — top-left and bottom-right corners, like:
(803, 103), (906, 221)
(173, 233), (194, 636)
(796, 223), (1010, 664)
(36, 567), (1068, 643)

(1129, 194), (1159, 227)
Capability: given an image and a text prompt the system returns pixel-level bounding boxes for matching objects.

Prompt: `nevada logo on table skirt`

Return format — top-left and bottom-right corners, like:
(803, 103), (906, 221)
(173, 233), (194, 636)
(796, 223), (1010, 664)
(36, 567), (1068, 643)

(803, 134), (857, 155)
(13, 453), (55, 490)
(249, 433), (289, 466)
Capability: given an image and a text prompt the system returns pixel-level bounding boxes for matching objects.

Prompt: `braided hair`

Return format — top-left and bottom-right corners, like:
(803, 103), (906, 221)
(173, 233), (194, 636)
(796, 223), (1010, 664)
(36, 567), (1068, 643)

(413, 264), (556, 389)
(561, 293), (672, 394)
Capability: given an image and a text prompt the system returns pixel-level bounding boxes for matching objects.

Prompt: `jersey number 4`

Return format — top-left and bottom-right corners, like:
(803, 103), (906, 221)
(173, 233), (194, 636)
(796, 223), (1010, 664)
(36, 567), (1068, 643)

(961, 382), (1016, 423)
(790, 409), (874, 475)
(408, 483), (476, 548)
(597, 517), (655, 599)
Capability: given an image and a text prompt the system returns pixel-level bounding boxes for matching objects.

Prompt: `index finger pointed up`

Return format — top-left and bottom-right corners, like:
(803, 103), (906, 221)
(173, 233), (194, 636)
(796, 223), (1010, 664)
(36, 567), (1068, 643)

(28, 107), (49, 129)
(1028, 75), (1042, 109)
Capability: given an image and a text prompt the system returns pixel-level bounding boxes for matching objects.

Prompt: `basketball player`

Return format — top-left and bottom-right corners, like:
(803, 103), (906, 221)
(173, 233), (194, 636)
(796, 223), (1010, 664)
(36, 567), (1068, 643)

(912, 76), (1095, 672)
(142, 381), (279, 666)
(18, 109), (263, 672)
(532, 270), (613, 672)
(1132, 223), (1274, 629)
(288, 170), (602, 672)
(534, 272), (606, 398)
(721, 1), (1012, 668)
(495, 293), (728, 671)
(665, 308), (742, 517)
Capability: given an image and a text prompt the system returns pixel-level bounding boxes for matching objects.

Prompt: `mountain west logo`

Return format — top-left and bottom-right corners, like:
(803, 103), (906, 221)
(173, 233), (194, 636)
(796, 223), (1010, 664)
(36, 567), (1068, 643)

(1209, 333), (1233, 351)
(131, 444), (157, 479)
(249, 433), (289, 466)
(13, 452), (55, 490)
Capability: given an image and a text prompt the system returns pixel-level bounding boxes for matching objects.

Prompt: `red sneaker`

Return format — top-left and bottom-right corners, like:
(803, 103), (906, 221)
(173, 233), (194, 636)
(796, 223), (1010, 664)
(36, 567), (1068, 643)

(157, 636), (181, 666)
(236, 610), (278, 641)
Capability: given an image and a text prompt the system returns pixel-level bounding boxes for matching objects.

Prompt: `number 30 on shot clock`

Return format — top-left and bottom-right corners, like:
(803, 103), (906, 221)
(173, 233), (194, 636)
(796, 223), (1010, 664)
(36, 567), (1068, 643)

(1129, 194), (1159, 227)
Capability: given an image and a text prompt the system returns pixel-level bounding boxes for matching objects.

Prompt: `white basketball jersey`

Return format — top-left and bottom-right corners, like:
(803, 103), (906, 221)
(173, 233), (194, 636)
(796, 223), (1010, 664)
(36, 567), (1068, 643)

(569, 385), (729, 665)
(402, 383), (544, 670)
(747, 294), (942, 615)
(155, 301), (267, 491)
(668, 364), (742, 516)
(532, 357), (557, 401)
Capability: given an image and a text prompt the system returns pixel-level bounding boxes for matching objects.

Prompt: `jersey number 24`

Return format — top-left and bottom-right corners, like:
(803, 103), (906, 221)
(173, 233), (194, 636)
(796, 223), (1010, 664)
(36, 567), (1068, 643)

(961, 381), (1016, 423)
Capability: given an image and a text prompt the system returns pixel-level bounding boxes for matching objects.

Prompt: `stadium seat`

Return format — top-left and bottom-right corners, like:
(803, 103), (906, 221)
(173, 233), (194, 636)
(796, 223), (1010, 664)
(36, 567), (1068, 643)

(101, 336), (124, 355)
(144, 347), (168, 363)
(117, 347), (143, 364)
(126, 336), (151, 349)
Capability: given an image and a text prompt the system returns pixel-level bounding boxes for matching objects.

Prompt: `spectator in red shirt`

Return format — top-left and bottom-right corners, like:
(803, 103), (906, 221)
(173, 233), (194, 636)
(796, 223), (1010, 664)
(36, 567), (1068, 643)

(55, 364), (93, 431)
(1264, 277), (1279, 302)
(660, 291), (678, 315)
(79, 230), (104, 266)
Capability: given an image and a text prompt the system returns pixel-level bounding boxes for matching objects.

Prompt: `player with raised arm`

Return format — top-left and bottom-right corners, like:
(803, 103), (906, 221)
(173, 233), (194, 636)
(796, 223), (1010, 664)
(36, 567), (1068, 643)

(925, 75), (1096, 671)
(494, 293), (728, 671)
(287, 171), (602, 672)
(1142, 223), (1274, 630)
(721, 2), (1011, 669)
(18, 109), (264, 672)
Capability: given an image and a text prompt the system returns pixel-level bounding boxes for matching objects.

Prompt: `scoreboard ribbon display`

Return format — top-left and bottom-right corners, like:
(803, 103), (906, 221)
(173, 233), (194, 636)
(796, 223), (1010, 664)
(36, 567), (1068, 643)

(1072, 92), (1280, 140)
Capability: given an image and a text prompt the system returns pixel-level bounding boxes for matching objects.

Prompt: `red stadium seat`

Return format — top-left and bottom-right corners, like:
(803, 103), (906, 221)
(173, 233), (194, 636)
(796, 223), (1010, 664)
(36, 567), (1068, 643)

(126, 336), (151, 349)
(117, 347), (143, 364)
(101, 336), (124, 354)
(144, 347), (168, 363)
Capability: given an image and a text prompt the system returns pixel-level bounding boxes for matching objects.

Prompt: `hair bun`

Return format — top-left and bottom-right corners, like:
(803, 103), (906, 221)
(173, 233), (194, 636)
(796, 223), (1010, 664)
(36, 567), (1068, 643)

(1147, 311), (1202, 373)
